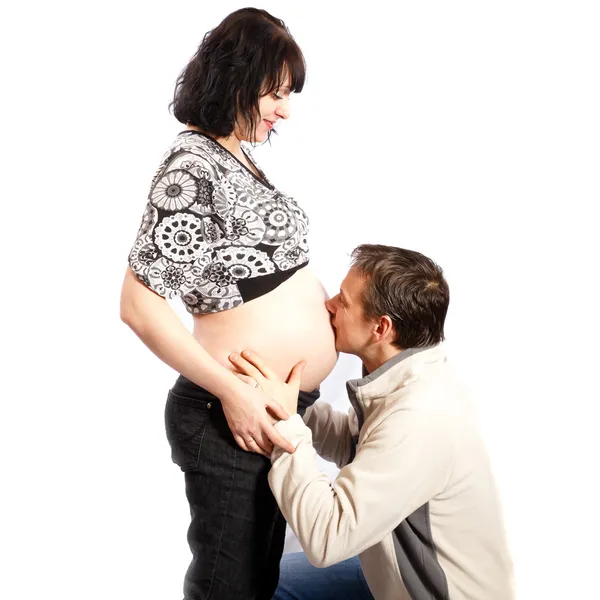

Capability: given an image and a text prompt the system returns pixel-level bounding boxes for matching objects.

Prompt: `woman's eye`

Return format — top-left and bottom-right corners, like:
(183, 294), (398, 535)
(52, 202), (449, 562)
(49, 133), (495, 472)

(273, 93), (283, 100)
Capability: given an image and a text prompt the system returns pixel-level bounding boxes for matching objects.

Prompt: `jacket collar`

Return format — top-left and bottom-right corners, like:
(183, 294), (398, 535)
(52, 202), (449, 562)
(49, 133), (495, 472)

(346, 344), (446, 430)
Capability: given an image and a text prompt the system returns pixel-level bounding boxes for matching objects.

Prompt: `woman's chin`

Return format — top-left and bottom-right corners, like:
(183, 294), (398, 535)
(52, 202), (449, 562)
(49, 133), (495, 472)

(253, 131), (269, 143)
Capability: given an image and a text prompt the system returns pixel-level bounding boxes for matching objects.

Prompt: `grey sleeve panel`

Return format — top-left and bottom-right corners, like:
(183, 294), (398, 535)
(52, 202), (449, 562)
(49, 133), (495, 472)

(393, 502), (450, 600)
(348, 436), (358, 463)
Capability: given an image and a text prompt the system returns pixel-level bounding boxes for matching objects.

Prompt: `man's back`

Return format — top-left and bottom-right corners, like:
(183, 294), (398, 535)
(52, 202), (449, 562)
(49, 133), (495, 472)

(354, 348), (514, 599)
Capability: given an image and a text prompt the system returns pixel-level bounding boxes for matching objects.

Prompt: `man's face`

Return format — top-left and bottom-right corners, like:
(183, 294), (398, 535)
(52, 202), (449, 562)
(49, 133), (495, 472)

(326, 268), (375, 355)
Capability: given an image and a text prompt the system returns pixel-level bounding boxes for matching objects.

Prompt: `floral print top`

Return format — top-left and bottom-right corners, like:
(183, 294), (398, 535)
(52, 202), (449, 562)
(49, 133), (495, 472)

(128, 131), (310, 314)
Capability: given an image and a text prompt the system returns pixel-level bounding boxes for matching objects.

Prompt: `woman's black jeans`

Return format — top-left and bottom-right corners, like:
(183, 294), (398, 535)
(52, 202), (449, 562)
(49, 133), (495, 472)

(165, 375), (319, 600)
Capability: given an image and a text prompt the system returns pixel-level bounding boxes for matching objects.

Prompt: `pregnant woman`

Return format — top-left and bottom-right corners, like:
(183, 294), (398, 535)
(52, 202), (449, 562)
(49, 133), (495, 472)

(119, 8), (337, 600)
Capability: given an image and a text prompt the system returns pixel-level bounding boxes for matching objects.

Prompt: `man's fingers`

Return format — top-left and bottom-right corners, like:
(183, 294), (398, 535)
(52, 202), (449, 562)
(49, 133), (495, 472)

(265, 397), (289, 421)
(287, 360), (306, 385)
(265, 423), (295, 454)
(234, 373), (258, 387)
(229, 353), (263, 381)
(241, 350), (278, 380)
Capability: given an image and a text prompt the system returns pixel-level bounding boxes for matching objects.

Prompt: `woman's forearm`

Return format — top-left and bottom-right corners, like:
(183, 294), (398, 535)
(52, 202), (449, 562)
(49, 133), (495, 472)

(120, 267), (244, 399)
(120, 267), (295, 454)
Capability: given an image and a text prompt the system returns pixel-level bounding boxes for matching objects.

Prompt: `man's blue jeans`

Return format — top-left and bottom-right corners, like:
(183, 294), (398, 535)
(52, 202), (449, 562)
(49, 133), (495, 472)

(272, 552), (375, 600)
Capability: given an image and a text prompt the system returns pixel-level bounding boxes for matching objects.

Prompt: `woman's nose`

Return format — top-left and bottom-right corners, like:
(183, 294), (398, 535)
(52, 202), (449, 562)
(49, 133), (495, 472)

(276, 98), (290, 119)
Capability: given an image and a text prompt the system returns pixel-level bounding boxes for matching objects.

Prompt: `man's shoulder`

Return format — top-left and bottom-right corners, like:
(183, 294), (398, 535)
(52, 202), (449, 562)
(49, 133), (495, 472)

(364, 372), (471, 440)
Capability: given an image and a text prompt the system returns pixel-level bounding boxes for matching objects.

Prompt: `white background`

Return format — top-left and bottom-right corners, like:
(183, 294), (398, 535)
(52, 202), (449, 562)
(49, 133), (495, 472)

(1, 1), (599, 598)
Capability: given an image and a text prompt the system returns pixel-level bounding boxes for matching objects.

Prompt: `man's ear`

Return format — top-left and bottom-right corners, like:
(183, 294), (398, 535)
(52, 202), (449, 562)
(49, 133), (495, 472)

(373, 315), (395, 343)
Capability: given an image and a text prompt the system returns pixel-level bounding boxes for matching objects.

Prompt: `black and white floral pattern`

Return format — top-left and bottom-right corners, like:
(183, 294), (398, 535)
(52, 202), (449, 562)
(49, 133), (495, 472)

(151, 170), (198, 211)
(154, 212), (206, 263)
(136, 204), (158, 239)
(257, 195), (298, 245)
(128, 131), (310, 314)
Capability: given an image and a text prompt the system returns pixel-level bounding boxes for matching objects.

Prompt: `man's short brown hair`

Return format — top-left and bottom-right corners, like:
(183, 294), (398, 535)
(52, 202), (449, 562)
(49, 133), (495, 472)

(351, 244), (450, 349)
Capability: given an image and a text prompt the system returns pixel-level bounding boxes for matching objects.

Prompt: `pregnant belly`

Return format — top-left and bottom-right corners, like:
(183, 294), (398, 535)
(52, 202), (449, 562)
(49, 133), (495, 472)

(192, 267), (338, 391)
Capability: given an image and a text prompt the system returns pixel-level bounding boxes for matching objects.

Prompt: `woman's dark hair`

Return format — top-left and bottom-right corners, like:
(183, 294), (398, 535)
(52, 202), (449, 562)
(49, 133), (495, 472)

(351, 244), (450, 349)
(171, 8), (306, 140)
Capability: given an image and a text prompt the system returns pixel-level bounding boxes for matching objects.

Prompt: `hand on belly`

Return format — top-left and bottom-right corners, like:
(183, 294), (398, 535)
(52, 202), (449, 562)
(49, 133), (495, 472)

(193, 269), (339, 391)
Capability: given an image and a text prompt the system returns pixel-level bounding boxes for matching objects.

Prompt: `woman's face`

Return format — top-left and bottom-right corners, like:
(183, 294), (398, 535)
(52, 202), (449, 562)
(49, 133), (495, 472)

(238, 76), (292, 143)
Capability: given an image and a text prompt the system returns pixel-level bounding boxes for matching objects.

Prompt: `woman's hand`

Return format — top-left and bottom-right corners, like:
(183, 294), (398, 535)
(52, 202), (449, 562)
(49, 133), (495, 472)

(220, 381), (297, 457)
(229, 350), (306, 429)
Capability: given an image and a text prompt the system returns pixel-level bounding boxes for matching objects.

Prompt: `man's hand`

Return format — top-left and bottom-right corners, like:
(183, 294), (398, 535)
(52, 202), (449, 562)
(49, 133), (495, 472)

(229, 350), (306, 420)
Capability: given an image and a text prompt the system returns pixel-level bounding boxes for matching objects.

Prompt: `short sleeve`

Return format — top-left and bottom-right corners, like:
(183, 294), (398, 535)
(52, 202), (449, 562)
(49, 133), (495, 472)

(128, 147), (273, 314)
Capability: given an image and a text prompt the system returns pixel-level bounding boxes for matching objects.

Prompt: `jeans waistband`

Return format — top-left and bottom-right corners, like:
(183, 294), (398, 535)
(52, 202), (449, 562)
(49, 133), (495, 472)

(170, 375), (320, 415)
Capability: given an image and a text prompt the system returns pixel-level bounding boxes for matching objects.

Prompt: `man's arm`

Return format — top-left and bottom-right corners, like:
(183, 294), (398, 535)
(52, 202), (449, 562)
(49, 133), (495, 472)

(227, 350), (356, 463)
(269, 408), (453, 568)
(303, 402), (357, 468)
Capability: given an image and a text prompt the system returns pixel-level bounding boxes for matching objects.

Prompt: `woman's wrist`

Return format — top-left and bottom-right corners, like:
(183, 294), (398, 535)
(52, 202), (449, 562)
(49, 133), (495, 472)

(210, 370), (248, 403)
